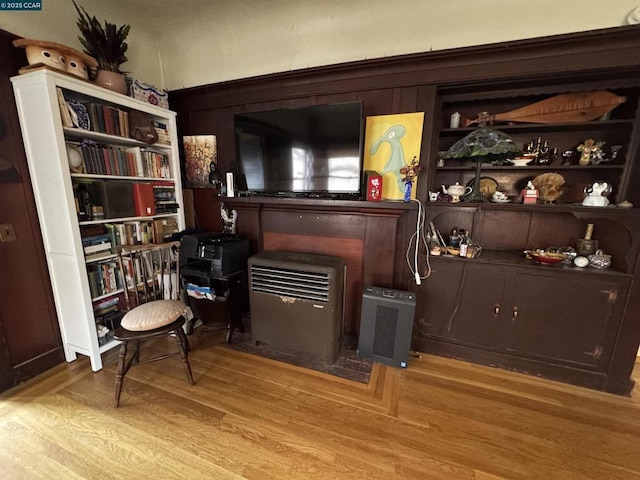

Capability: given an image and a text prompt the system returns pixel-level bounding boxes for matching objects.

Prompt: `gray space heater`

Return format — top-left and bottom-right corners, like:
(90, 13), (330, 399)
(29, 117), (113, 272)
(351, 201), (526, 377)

(358, 286), (416, 368)
(248, 251), (345, 363)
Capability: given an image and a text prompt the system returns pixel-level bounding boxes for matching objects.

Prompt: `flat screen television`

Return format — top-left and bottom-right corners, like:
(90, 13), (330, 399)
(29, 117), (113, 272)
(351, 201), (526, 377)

(234, 102), (364, 198)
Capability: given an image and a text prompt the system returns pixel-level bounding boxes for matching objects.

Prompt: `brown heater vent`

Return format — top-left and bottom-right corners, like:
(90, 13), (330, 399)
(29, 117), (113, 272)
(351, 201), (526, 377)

(248, 250), (346, 363)
(250, 265), (330, 302)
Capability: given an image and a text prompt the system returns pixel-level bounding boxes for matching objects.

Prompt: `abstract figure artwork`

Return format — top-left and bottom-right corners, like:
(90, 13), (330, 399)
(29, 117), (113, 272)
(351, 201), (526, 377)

(363, 113), (425, 200)
(183, 135), (217, 188)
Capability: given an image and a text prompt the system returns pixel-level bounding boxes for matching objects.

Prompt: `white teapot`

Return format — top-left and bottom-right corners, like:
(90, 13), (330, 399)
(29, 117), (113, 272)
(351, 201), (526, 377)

(582, 181), (612, 207)
(442, 182), (472, 203)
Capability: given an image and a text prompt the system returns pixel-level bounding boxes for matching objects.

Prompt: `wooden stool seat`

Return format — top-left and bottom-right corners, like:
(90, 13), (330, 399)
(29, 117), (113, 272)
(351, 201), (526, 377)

(113, 302), (194, 407)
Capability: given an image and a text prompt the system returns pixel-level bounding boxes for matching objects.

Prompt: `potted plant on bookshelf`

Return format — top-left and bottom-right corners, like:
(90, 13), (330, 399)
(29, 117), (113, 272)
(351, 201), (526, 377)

(73, 1), (130, 94)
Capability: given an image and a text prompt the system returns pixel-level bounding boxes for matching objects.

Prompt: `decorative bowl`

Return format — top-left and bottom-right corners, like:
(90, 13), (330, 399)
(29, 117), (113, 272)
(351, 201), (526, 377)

(511, 157), (534, 166)
(524, 250), (567, 264)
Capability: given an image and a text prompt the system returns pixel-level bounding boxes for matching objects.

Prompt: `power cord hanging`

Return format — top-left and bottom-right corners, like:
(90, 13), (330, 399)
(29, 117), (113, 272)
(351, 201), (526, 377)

(406, 198), (431, 285)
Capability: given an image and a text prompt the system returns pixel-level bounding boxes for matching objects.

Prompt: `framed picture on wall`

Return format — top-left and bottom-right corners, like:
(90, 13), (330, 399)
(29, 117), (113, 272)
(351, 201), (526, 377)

(363, 112), (425, 200)
(183, 135), (217, 188)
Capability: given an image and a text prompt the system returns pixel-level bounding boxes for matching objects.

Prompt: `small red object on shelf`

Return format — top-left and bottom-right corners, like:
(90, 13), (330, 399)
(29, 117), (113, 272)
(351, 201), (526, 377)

(364, 170), (382, 201)
(521, 181), (538, 205)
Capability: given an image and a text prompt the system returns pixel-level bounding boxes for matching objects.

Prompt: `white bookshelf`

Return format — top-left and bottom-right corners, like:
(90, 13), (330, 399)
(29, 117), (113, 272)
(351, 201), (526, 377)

(11, 69), (185, 371)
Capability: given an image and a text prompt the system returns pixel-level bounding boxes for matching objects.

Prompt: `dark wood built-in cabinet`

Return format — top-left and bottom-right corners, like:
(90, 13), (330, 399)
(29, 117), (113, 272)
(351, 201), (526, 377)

(170, 25), (640, 395)
(416, 254), (630, 390)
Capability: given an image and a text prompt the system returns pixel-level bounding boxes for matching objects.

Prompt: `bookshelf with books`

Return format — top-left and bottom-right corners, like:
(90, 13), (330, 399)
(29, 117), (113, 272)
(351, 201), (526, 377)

(11, 69), (185, 371)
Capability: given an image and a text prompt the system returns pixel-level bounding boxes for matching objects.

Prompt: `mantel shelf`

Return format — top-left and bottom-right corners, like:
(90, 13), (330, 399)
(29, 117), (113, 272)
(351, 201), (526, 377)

(223, 196), (418, 212)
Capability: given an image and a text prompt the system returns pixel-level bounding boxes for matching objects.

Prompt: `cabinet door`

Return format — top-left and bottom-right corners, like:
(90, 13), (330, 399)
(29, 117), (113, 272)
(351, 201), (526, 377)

(415, 259), (464, 339)
(504, 272), (627, 369)
(447, 263), (507, 347)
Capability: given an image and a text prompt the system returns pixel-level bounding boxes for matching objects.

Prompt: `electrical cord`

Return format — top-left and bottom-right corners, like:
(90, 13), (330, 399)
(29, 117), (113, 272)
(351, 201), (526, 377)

(406, 198), (431, 285)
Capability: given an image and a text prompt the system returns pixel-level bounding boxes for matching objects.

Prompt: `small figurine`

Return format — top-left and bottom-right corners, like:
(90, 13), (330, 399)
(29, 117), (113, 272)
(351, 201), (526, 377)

(209, 161), (224, 189)
(582, 181), (612, 207)
(561, 149), (575, 165)
(220, 202), (237, 234)
(588, 249), (612, 270)
(577, 139), (606, 166)
(521, 180), (538, 204)
(523, 136), (554, 165)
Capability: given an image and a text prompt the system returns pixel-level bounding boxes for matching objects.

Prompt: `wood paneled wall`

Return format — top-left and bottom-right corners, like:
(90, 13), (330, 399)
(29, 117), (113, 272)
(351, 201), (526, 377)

(168, 25), (640, 338)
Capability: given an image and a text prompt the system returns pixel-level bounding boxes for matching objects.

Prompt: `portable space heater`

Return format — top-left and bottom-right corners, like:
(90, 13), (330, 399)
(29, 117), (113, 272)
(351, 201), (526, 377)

(248, 251), (346, 363)
(358, 286), (416, 368)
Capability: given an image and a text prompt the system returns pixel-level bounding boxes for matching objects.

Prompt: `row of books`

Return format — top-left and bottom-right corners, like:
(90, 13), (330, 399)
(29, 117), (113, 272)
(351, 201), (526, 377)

(58, 88), (173, 148)
(120, 250), (180, 302)
(71, 142), (172, 179)
(104, 218), (178, 247)
(87, 260), (121, 299)
(57, 88), (131, 138)
(106, 221), (154, 247)
(87, 102), (130, 138)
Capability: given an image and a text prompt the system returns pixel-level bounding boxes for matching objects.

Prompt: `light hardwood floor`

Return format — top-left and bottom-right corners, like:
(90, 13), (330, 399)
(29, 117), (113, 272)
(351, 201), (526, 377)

(1, 333), (639, 480)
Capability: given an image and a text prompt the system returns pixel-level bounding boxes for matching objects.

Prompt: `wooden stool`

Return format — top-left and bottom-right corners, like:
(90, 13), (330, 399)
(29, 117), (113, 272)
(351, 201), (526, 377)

(113, 299), (194, 407)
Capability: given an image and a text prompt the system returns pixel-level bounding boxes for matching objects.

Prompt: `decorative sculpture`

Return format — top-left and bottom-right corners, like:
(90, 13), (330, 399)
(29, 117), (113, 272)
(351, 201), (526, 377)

(220, 202), (237, 234)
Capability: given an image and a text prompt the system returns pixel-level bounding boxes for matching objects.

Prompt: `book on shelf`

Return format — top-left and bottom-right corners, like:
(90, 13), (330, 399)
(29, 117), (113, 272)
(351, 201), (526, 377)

(153, 181), (178, 213)
(93, 295), (119, 315)
(86, 102), (129, 138)
(82, 233), (113, 252)
(70, 141), (172, 179)
(140, 149), (171, 178)
(132, 183), (156, 216)
(97, 309), (125, 331)
(84, 243), (112, 256)
(152, 120), (171, 145)
(56, 88), (74, 127)
(152, 218), (179, 243)
(84, 242), (112, 255)
(123, 221), (154, 246)
(125, 147), (145, 177)
(74, 183), (93, 221)
(85, 251), (115, 263)
(105, 223), (123, 248)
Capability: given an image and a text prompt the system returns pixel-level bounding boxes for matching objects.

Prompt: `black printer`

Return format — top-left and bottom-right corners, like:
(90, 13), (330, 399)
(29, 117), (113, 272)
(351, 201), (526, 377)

(180, 233), (250, 277)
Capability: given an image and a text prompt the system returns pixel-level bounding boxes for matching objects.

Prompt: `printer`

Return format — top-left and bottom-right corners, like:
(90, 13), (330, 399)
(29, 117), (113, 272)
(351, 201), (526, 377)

(180, 233), (250, 277)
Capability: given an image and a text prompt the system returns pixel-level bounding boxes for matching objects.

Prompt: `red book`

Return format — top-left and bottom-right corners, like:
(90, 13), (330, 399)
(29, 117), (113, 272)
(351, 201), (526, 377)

(132, 183), (156, 217)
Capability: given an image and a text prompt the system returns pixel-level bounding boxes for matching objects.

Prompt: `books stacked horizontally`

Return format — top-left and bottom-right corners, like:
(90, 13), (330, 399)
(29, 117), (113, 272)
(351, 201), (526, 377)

(152, 121), (171, 146)
(153, 181), (179, 213)
(93, 296), (123, 345)
(83, 233), (114, 262)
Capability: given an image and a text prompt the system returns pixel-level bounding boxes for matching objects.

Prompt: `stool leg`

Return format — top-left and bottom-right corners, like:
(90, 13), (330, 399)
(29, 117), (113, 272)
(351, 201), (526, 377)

(114, 341), (128, 408)
(175, 328), (194, 385)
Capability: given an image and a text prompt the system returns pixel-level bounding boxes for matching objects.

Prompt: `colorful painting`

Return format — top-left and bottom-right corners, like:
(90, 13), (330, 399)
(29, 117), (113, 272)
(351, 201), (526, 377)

(363, 112), (425, 200)
(183, 135), (217, 188)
